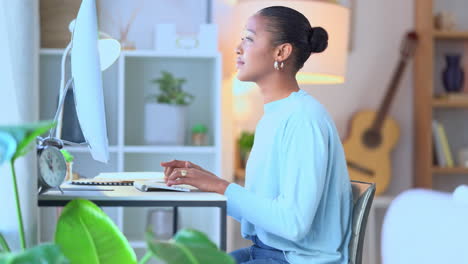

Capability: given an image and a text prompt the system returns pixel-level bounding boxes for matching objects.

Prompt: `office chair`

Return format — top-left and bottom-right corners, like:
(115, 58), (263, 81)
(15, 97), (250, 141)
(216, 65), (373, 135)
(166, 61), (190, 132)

(348, 180), (376, 264)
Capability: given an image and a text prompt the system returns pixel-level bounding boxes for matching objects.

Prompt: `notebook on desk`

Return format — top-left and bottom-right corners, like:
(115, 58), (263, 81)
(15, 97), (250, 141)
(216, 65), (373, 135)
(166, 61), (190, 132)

(71, 172), (165, 186)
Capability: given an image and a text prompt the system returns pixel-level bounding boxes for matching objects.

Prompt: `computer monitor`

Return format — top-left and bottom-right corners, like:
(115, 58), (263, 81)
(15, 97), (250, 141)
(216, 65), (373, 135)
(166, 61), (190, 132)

(56, 0), (120, 163)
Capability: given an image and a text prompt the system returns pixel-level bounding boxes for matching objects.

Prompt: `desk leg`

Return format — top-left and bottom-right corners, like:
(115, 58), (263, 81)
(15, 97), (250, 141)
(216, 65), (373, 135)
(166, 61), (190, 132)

(173, 206), (178, 235)
(220, 204), (226, 251)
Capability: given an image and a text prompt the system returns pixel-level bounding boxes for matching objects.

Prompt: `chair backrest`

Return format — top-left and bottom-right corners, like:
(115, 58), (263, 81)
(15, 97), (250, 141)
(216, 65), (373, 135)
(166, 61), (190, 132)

(348, 180), (376, 264)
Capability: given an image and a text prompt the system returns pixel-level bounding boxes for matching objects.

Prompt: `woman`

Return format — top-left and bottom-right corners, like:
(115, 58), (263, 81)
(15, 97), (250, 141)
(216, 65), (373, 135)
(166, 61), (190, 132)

(162, 6), (352, 264)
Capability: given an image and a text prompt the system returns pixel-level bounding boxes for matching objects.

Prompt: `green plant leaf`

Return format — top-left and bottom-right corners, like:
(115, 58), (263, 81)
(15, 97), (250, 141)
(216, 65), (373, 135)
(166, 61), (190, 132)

(146, 229), (235, 264)
(238, 131), (255, 152)
(0, 243), (69, 264)
(0, 121), (56, 161)
(0, 131), (16, 166)
(191, 124), (207, 134)
(60, 149), (74, 162)
(149, 71), (193, 106)
(55, 199), (136, 264)
(146, 236), (196, 264)
(0, 233), (10, 253)
(172, 229), (217, 249)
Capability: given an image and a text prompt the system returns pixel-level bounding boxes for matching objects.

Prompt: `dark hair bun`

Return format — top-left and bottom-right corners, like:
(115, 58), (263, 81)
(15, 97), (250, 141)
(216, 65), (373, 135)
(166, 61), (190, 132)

(309, 27), (328, 53)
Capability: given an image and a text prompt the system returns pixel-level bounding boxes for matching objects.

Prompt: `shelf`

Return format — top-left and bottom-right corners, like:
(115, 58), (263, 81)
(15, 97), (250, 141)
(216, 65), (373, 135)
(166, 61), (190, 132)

(122, 49), (219, 59)
(432, 98), (468, 108)
(65, 146), (119, 153)
(40, 48), (220, 58)
(40, 48), (65, 55)
(123, 146), (216, 154)
(432, 167), (468, 174)
(433, 30), (468, 40)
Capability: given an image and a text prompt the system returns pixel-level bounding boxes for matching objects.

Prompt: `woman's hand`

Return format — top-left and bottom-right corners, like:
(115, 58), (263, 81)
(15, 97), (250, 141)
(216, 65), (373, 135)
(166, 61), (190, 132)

(161, 160), (212, 181)
(160, 160), (230, 194)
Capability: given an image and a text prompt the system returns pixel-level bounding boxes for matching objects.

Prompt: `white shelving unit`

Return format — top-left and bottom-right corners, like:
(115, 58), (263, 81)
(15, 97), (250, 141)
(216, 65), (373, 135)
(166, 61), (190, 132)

(38, 48), (223, 253)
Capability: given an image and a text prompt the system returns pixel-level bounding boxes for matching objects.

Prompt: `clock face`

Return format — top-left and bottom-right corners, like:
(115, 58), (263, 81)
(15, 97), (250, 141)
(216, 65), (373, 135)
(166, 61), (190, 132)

(38, 147), (67, 188)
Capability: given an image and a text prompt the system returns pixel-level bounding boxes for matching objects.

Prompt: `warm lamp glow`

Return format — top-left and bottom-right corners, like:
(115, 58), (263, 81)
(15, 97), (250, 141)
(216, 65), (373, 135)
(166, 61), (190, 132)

(235, 0), (350, 84)
(296, 73), (345, 85)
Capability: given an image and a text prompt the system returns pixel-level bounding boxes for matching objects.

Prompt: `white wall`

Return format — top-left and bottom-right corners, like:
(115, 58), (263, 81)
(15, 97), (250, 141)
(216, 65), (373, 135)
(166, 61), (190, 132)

(323, 0), (414, 196)
(97, 0), (209, 49)
(0, 0), (40, 250)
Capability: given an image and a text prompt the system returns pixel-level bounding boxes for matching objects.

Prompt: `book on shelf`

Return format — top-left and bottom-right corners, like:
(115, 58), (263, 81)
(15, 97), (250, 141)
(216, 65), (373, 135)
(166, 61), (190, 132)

(432, 120), (454, 167)
(432, 120), (446, 167)
(434, 92), (468, 101)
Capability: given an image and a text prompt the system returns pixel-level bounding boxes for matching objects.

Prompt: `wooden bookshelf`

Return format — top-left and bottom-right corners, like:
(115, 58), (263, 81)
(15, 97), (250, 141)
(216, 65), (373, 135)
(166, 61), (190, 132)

(432, 167), (468, 174)
(414, 1), (468, 189)
(414, 0), (434, 188)
(433, 30), (468, 40)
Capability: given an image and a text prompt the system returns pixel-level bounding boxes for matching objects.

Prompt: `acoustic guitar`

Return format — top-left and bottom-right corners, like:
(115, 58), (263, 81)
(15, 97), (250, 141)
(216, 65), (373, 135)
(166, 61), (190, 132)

(343, 31), (418, 195)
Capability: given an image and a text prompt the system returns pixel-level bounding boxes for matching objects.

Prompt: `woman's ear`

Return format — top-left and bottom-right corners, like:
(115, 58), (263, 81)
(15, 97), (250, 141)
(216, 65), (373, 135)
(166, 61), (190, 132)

(274, 43), (293, 62)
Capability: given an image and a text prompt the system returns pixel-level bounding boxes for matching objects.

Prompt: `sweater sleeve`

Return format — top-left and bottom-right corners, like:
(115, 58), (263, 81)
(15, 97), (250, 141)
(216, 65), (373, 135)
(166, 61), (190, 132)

(225, 116), (329, 241)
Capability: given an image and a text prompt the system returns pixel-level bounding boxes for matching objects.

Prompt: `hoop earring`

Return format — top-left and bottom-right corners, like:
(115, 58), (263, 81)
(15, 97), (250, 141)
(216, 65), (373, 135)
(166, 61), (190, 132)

(274, 61), (279, 70)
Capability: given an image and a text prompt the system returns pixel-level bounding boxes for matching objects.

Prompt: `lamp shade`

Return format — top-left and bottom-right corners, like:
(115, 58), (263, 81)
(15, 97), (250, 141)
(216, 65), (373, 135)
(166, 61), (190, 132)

(234, 0), (350, 84)
(71, 0), (109, 163)
(69, 20), (121, 71)
(98, 38), (121, 71)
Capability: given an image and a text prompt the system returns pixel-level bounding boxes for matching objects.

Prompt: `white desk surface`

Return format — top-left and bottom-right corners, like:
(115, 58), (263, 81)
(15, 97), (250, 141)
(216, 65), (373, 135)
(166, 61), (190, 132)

(39, 184), (227, 202)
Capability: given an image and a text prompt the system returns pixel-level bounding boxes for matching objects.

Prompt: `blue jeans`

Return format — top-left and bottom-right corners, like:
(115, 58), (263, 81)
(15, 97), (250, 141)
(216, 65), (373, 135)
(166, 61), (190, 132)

(229, 236), (289, 264)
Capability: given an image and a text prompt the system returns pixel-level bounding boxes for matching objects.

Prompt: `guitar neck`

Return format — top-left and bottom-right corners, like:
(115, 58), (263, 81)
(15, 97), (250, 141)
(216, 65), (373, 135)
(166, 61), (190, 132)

(371, 58), (408, 131)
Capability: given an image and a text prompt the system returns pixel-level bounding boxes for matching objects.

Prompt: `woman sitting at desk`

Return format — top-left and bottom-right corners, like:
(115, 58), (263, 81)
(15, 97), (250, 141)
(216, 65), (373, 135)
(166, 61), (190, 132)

(161, 6), (352, 264)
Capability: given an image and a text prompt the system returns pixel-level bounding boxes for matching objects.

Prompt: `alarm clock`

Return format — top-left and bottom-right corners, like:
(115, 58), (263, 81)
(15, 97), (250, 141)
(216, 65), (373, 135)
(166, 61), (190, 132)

(37, 137), (67, 194)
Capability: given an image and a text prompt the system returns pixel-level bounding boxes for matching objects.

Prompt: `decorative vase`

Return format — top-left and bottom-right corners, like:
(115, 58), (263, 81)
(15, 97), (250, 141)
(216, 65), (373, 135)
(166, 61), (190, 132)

(144, 103), (187, 145)
(442, 54), (464, 93)
(241, 150), (250, 169)
(147, 209), (173, 240)
(65, 162), (73, 181)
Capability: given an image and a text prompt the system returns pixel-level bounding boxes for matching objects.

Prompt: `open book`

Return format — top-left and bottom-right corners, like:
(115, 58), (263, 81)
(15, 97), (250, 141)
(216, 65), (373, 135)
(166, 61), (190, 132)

(71, 172), (198, 192)
(71, 172), (166, 186)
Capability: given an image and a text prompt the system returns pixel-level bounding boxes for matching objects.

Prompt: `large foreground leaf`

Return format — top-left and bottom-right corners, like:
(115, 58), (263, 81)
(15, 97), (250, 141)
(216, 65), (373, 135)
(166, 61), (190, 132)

(0, 121), (55, 161)
(55, 199), (136, 264)
(146, 229), (234, 264)
(0, 243), (69, 264)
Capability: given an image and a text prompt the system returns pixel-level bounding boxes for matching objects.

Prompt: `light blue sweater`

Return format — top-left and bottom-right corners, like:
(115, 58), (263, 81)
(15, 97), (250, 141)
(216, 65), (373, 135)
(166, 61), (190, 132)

(225, 89), (352, 264)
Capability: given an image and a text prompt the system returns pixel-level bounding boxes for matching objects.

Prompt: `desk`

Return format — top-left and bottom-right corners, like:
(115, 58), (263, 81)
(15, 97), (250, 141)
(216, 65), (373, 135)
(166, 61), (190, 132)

(38, 185), (227, 250)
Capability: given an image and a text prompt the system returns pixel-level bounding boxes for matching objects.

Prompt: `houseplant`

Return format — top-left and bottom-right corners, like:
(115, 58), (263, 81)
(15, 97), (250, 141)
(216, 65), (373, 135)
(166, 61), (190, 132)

(0, 121), (69, 262)
(145, 71), (194, 145)
(60, 149), (75, 181)
(0, 121), (233, 263)
(238, 131), (254, 170)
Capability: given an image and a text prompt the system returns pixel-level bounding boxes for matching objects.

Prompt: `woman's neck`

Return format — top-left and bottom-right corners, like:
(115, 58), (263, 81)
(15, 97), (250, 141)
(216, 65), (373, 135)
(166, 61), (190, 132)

(256, 73), (300, 104)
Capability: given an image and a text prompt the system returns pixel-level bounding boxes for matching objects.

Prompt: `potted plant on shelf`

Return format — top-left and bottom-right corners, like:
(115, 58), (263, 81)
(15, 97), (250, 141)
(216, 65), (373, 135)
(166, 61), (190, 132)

(191, 124), (208, 146)
(145, 71), (194, 145)
(60, 149), (75, 181)
(238, 131), (254, 170)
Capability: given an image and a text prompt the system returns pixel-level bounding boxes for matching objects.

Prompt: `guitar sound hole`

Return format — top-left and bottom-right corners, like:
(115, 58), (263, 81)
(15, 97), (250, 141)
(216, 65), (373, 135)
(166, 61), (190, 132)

(362, 130), (382, 148)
